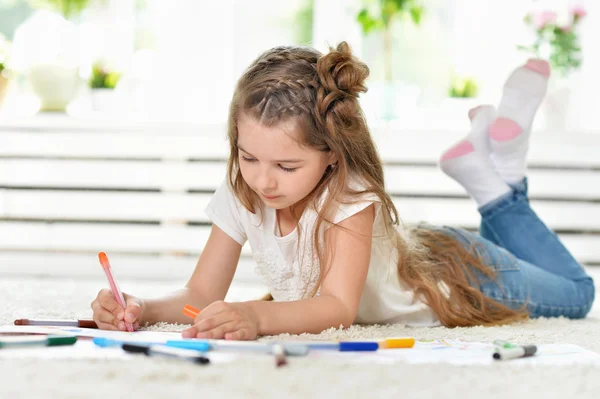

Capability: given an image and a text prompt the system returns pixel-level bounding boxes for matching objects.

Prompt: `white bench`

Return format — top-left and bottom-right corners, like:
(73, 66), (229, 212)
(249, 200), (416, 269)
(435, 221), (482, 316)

(1, 115), (599, 282)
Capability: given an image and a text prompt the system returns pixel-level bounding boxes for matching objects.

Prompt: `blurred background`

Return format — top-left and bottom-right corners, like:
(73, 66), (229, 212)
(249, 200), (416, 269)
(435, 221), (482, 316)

(0, 0), (599, 296)
(0, 0), (597, 129)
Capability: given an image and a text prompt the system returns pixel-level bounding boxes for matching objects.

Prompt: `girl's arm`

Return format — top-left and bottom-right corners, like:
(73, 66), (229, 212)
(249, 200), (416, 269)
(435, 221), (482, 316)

(248, 204), (375, 335)
(140, 224), (242, 325)
(183, 204), (375, 339)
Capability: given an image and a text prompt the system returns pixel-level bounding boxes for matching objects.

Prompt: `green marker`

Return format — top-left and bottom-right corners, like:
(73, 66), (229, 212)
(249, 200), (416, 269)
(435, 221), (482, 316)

(0, 335), (77, 349)
(493, 339), (519, 349)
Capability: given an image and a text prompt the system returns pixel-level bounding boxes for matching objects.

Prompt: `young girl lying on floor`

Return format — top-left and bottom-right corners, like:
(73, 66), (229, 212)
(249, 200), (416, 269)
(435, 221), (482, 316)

(91, 42), (595, 340)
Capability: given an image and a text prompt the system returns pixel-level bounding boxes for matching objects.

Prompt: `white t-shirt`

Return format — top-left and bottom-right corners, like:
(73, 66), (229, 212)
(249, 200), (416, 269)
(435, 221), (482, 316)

(204, 178), (440, 327)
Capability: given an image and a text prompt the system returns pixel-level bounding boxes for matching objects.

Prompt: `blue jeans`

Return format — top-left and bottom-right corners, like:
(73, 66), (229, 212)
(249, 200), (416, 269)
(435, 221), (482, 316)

(434, 178), (595, 319)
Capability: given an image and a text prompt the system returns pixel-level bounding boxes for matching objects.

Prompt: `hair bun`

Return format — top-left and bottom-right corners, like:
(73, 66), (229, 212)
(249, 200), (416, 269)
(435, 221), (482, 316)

(316, 42), (369, 98)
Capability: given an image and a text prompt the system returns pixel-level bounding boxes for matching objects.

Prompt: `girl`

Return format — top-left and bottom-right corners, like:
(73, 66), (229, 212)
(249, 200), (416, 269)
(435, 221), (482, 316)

(91, 42), (595, 340)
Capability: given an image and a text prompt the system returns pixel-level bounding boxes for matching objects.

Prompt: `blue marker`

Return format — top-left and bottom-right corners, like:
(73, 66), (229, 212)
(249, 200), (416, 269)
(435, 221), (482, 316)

(166, 340), (308, 356)
(93, 337), (212, 352)
(164, 340), (211, 352)
(303, 341), (379, 351)
(93, 338), (158, 348)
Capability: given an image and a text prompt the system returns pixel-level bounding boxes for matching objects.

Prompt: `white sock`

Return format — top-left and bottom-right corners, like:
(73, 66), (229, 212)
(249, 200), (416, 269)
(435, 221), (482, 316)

(490, 59), (550, 184)
(439, 139), (511, 208)
(466, 104), (497, 155)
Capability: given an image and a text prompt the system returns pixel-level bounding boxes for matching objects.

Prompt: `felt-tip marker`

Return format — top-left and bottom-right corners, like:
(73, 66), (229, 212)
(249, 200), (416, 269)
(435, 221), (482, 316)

(122, 343), (210, 365)
(14, 319), (98, 329)
(493, 345), (537, 360)
(0, 335), (77, 349)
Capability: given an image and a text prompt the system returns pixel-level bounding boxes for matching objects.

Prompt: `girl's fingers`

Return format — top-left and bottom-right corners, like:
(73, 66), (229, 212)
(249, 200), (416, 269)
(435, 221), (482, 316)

(95, 308), (120, 328)
(194, 311), (237, 333)
(92, 297), (125, 330)
(97, 289), (124, 317)
(224, 329), (250, 341)
(192, 301), (228, 322)
(124, 299), (142, 324)
(194, 321), (240, 340)
(95, 321), (120, 331)
(182, 313), (235, 338)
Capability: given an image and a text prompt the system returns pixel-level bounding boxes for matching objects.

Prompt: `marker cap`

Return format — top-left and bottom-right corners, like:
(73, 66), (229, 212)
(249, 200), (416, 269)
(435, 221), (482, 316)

(98, 252), (111, 269)
(381, 338), (415, 349)
(183, 304), (200, 319)
(46, 336), (77, 346)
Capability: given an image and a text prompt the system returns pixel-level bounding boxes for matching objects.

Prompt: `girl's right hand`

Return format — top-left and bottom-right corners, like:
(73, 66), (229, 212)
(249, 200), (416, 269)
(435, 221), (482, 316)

(91, 289), (144, 331)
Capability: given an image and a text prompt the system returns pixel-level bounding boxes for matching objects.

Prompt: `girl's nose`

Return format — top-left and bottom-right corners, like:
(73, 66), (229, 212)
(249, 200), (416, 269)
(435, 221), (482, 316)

(257, 168), (276, 191)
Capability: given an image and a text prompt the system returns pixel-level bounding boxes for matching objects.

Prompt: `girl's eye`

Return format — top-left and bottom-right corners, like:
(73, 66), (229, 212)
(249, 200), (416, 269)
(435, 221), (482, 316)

(279, 165), (296, 173)
(241, 156), (296, 172)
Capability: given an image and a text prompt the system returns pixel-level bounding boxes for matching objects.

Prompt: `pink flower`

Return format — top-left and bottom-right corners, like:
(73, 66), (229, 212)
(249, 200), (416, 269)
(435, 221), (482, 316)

(571, 5), (587, 19)
(531, 11), (557, 29)
(560, 25), (572, 33)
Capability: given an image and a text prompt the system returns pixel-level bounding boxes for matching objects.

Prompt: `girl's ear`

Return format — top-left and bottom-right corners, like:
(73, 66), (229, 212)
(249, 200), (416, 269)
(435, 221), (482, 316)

(327, 151), (338, 167)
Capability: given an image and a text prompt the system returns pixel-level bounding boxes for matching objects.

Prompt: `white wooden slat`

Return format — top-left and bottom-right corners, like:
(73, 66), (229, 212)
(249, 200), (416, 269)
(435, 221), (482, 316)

(3, 131), (600, 166)
(0, 132), (230, 160)
(0, 190), (210, 222)
(0, 222), (227, 254)
(383, 167), (600, 199)
(0, 160), (227, 191)
(0, 251), (263, 284)
(1, 222), (599, 264)
(3, 190), (600, 231)
(2, 159), (600, 199)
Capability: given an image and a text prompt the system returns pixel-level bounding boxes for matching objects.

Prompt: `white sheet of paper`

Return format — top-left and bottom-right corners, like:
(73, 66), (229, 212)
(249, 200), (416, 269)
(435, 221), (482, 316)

(0, 337), (238, 364)
(311, 339), (600, 366)
(2, 327), (598, 366)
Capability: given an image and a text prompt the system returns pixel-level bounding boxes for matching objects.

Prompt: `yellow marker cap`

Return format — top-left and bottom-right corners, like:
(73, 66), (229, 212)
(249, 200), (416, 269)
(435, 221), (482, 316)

(380, 338), (415, 349)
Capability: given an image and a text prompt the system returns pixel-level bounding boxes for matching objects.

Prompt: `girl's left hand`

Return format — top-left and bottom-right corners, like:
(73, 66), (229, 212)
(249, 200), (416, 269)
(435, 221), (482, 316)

(181, 301), (259, 340)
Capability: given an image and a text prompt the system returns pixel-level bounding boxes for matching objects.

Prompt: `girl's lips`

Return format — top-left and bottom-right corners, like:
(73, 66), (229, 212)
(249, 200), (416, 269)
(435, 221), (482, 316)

(263, 194), (280, 200)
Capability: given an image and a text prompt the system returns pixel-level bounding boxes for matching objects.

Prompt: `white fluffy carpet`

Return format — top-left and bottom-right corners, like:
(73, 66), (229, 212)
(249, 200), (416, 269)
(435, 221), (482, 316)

(2, 274), (600, 399)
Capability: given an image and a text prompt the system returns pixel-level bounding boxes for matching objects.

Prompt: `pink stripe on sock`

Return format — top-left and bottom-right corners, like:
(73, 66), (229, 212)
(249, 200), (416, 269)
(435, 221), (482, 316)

(490, 118), (523, 141)
(524, 59), (551, 78)
(440, 140), (474, 161)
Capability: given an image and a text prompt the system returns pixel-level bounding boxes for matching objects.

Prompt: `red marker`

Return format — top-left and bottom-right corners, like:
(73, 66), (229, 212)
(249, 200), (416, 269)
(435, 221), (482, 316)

(98, 252), (134, 332)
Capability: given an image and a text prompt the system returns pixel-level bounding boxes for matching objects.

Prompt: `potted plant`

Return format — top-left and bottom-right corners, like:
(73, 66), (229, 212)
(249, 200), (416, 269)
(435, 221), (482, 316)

(88, 60), (122, 111)
(356, 0), (425, 121)
(12, 0), (93, 111)
(442, 75), (479, 124)
(518, 5), (586, 130)
(448, 76), (479, 99)
(0, 34), (11, 109)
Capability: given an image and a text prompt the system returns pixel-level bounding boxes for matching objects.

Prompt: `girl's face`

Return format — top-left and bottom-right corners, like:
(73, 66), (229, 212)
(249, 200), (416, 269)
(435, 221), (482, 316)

(237, 112), (335, 210)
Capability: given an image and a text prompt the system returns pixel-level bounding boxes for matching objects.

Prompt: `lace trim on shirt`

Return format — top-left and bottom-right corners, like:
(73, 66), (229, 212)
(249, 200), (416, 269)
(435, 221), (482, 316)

(253, 243), (320, 302)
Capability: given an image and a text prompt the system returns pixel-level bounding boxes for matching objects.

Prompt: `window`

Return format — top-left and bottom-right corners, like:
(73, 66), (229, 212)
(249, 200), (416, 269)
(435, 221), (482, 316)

(1, 0), (598, 132)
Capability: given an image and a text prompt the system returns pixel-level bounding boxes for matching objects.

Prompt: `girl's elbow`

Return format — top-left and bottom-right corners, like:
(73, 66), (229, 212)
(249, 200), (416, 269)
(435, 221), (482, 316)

(337, 305), (358, 328)
(323, 294), (359, 328)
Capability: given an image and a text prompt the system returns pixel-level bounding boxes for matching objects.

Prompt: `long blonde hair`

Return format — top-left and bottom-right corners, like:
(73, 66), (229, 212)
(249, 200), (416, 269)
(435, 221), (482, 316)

(225, 42), (527, 327)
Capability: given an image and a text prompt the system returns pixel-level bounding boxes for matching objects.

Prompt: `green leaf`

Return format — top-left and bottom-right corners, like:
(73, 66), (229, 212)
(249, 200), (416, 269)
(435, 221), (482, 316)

(105, 72), (121, 89)
(357, 9), (379, 34)
(409, 6), (423, 25)
(356, 0), (424, 34)
(89, 61), (120, 89)
(26, 0), (92, 19)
